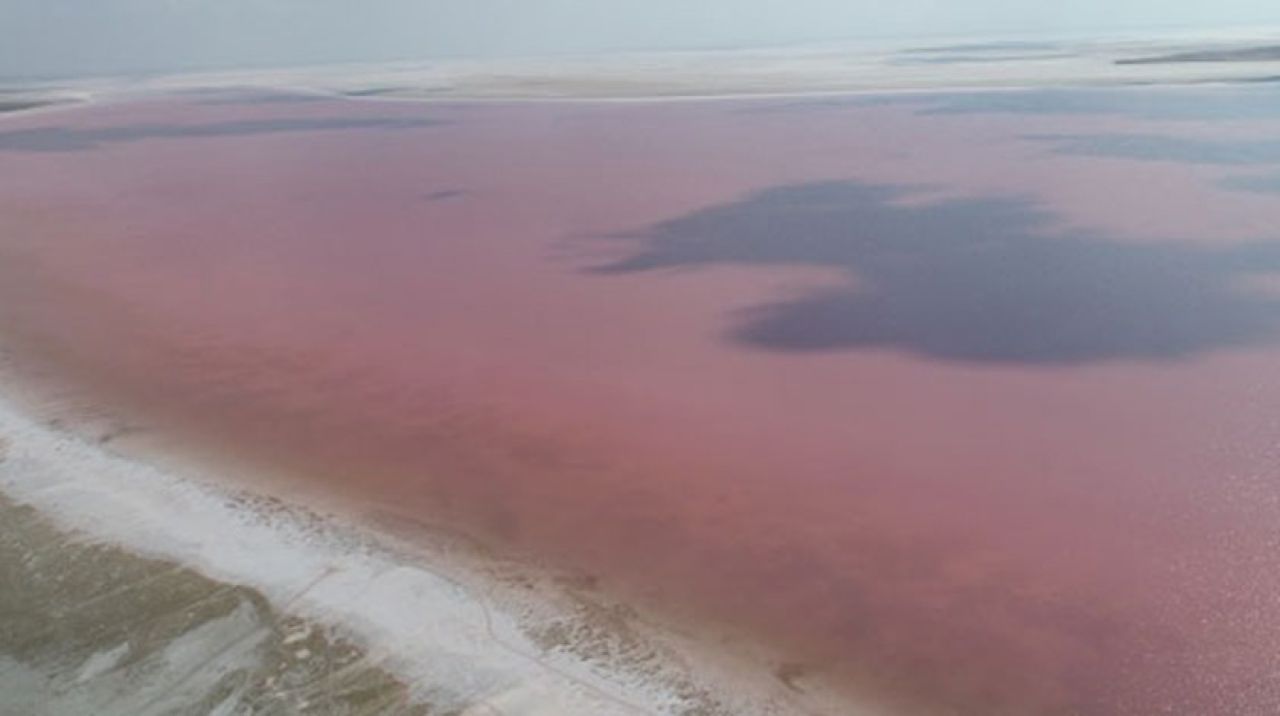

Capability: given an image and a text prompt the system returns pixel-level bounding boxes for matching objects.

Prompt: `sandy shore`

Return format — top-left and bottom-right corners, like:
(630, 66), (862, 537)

(1, 492), (423, 715)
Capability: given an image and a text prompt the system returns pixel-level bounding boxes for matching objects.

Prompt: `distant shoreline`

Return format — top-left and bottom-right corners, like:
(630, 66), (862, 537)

(4, 31), (1279, 106)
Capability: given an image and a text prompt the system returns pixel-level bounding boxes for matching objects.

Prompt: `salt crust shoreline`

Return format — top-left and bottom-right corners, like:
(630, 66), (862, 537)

(0, 389), (870, 715)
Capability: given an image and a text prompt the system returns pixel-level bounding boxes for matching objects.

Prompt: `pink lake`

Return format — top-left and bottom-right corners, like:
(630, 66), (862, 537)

(2, 87), (1280, 714)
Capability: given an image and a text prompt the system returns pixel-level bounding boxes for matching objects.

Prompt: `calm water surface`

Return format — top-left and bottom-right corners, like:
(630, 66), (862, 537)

(3, 86), (1280, 714)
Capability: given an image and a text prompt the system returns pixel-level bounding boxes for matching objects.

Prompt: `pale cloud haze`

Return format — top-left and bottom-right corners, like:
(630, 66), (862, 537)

(2, 0), (1279, 78)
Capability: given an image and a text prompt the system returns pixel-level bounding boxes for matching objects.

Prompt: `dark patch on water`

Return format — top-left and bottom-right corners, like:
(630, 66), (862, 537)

(899, 41), (1067, 55)
(590, 181), (1280, 364)
(889, 42), (1075, 66)
(1117, 45), (1280, 65)
(344, 88), (402, 98)
(741, 86), (1280, 122)
(1026, 131), (1280, 198)
(890, 52), (1077, 65)
(0, 116), (444, 152)
(1221, 171), (1280, 194)
(1029, 132), (1280, 165)
(194, 91), (335, 107)
(422, 189), (467, 202)
(0, 100), (51, 114)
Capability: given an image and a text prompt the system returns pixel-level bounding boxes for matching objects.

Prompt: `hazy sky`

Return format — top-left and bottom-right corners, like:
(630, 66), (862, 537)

(3, 0), (1279, 78)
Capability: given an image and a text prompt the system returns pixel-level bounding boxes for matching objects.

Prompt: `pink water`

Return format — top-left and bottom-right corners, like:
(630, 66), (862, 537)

(3, 88), (1280, 714)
